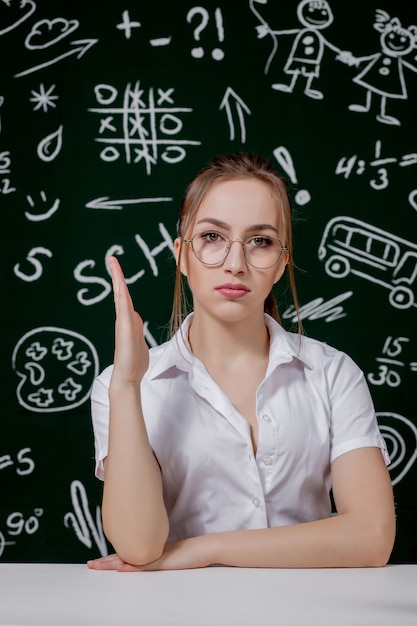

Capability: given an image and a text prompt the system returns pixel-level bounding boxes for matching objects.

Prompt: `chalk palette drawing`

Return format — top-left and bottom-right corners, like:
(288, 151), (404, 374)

(74, 223), (175, 306)
(282, 291), (353, 324)
(14, 246), (53, 281)
(0, 0), (36, 37)
(368, 336), (414, 388)
(15, 38), (98, 79)
(25, 192), (60, 221)
(12, 327), (99, 413)
(252, 0), (351, 100)
(219, 87), (251, 143)
(318, 216), (417, 310)
(273, 146), (311, 206)
(377, 413), (417, 486)
(336, 140), (417, 191)
(186, 6), (224, 61)
(64, 480), (108, 556)
(338, 10), (417, 127)
(116, 10), (141, 40)
(37, 125), (63, 162)
(88, 82), (201, 174)
(30, 83), (59, 112)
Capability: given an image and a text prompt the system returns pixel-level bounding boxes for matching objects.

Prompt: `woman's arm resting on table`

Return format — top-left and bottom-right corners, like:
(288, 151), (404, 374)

(100, 257), (169, 566)
(89, 446), (395, 571)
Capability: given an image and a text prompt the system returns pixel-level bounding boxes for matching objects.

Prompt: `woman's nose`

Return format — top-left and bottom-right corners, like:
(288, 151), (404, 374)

(222, 239), (247, 273)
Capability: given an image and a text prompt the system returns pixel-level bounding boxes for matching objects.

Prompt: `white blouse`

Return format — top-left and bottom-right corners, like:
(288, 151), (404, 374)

(91, 314), (389, 542)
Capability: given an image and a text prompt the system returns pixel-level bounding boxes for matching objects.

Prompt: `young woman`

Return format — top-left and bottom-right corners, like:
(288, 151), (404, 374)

(88, 152), (395, 572)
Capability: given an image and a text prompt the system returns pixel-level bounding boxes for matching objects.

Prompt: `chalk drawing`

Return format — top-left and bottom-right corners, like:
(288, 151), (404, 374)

(368, 336), (414, 388)
(338, 10), (417, 126)
(318, 216), (417, 310)
(89, 82), (201, 174)
(116, 10), (141, 40)
(30, 83), (59, 113)
(378, 412), (417, 486)
(219, 87), (251, 143)
(12, 327), (99, 413)
(64, 480), (108, 556)
(186, 6), (224, 60)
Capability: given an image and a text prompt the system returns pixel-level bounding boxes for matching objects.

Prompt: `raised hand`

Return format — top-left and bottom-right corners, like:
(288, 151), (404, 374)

(108, 256), (150, 386)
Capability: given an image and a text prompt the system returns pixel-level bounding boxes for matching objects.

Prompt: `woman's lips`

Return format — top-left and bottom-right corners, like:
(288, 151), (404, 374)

(215, 283), (250, 298)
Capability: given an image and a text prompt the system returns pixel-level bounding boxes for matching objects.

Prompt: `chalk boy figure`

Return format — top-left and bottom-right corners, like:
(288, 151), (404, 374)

(341, 10), (417, 126)
(255, 0), (350, 100)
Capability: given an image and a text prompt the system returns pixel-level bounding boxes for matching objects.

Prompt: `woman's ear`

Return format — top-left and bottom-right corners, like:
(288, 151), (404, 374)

(174, 238), (188, 276)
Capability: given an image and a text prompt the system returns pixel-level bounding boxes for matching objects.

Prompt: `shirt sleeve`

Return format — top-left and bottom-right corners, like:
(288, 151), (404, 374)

(328, 351), (390, 466)
(90, 365), (113, 480)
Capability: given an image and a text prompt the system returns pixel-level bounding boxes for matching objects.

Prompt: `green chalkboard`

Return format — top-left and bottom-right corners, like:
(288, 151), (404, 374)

(1, 0), (416, 563)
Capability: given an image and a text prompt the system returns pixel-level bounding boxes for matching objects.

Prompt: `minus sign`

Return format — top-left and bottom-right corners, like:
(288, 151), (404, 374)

(150, 37), (172, 47)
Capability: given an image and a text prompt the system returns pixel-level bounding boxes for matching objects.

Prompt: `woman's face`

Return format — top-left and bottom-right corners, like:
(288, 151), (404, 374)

(175, 178), (288, 325)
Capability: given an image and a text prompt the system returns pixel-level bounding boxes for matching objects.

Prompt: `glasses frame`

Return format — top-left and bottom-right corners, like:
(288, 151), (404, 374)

(183, 231), (289, 269)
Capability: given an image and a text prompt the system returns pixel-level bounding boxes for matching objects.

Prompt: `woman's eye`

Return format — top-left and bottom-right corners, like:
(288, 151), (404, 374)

(202, 232), (223, 243)
(249, 236), (272, 247)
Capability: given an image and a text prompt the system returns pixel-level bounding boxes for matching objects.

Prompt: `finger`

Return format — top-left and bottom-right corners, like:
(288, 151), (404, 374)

(87, 553), (125, 570)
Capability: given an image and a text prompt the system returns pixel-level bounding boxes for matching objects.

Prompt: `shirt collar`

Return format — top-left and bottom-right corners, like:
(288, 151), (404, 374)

(147, 313), (312, 381)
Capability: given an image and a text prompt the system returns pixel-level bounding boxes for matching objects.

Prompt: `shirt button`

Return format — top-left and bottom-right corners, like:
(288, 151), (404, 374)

(252, 497), (260, 507)
(262, 414), (272, 423)
(263, 455), (272, 466)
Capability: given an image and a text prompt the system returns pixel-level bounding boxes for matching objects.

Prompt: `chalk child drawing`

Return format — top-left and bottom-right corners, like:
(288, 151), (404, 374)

(254, 0), (350, 100)
(339, 10), (417, 126)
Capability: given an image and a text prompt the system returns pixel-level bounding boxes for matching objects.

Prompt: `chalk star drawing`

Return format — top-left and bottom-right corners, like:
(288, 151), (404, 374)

(29, 84), (59, 112)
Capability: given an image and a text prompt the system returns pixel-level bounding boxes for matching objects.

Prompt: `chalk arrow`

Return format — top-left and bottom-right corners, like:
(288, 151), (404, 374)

(86, 196), (173, 210)
(15, 39), (98, 78)
(219, 87), (251, 143)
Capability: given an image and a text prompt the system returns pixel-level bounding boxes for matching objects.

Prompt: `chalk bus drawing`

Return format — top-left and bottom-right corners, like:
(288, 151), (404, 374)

(377, 413), (417, 486)
(12, 327), (99, 413)
(252, 0), (351, 100)
(64, 480), (108, 556)
(338, 10), (417, 127)
(88, 82), (201, 174)
(318, 216), (417, 310)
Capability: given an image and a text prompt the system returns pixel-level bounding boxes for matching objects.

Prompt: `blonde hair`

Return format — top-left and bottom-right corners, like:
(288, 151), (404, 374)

(169, 152), (301, 336)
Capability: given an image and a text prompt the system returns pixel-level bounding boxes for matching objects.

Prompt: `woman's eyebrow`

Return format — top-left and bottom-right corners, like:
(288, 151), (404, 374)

(195, 217), (279, 233)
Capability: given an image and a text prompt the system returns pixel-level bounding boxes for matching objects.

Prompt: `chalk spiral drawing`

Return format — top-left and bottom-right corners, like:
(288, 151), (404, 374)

(318, 216), (417, 310)
(12, 327), (99, 413)
(377, 413), (417, 486)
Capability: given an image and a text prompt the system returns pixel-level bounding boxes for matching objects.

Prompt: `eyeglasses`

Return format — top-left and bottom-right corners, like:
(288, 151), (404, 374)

(183, 231), (288, 269)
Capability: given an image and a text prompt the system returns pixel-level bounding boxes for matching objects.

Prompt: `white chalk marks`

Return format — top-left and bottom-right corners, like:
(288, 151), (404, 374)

(89, 82), (201, 174)
(377, 413), (417, 486)
(12, 327), (99, 413)
(64, 481), (108, 556)
(319, 216), (417, 310)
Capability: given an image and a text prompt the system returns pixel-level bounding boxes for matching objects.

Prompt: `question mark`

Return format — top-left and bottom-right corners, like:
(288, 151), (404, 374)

(186, 6), (209, 59)
(273, 146), (311, 206)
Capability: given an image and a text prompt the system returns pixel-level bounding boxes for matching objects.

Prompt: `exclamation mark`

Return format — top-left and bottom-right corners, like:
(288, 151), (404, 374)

(212, 8), (224, 61)
(273, 146), (311, 206)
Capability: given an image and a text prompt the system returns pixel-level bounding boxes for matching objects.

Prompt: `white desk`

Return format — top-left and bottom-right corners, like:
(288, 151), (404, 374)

(0, 564), (416, 625)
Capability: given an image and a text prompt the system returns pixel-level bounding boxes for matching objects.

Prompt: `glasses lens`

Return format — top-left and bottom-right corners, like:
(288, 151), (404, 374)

(245, 235), (283, 268)
(190, 232), (284, 268)
(192, 231), (229, 265)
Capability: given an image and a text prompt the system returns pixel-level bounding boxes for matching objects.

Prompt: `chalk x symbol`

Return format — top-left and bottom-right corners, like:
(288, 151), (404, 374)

(14, 39), (98, 78)
(86, 196), (173, 210)
(219, 87), (251, 143)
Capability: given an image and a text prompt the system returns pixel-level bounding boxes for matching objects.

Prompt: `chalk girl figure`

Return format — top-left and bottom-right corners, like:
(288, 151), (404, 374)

(343, 10), (417, 126)
(88, 152), (395, 571)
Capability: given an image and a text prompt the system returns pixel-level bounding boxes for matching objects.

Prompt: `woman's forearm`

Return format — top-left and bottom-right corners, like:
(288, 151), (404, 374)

(101, 382), (169, 566)
(206, 511), (395, 569)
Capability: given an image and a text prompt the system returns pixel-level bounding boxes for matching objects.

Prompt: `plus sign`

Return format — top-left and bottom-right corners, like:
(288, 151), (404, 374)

(116, 10), (141, 40)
